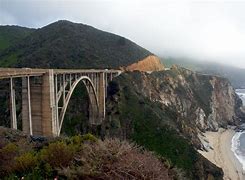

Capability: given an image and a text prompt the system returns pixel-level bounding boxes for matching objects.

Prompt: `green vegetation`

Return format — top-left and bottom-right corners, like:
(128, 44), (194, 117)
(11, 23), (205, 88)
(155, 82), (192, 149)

(0, 20), (152, 68)
(39, 141), (76, 168)
(0, 25), (34, 51)
(119, 80), (196, 174)
(0, 53), (19, 67)
(0, 129), (171, 179)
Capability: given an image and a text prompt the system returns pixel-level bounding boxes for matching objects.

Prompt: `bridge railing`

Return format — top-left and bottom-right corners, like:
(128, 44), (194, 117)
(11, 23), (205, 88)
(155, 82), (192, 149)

(0, 68), (121, 79)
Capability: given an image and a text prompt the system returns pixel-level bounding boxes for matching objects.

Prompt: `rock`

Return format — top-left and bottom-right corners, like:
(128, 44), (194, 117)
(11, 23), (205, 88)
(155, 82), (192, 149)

(106, 66), (245, 147)
(124, 55), (164, 72)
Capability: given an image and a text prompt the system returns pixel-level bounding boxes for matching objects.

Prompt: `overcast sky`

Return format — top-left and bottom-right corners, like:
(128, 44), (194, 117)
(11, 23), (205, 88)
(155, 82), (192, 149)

(1, 0), (245, 68)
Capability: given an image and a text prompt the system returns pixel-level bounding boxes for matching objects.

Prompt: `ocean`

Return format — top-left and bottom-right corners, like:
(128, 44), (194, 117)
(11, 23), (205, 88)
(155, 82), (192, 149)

(232, 89), (245, 170)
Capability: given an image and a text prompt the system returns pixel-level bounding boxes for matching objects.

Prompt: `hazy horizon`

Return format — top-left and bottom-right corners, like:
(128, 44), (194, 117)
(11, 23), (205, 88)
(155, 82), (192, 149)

(1, 0), (245, 68)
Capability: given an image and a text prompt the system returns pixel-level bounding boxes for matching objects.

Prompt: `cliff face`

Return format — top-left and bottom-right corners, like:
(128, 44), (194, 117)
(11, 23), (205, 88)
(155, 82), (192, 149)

(124, 55), (164, 71)
(148, 65), (242, 132)
(117, 65), (242, 134)
(104, 66), (244, 179)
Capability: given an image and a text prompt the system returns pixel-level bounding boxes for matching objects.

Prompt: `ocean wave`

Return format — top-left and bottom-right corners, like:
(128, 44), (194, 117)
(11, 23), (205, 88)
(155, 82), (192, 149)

(231, 132), (245, 170)
(236, 90), (245, 106)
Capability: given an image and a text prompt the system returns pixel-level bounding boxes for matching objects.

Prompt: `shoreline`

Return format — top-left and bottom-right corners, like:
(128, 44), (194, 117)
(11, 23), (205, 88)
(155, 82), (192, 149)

(198, 128), (245, 180)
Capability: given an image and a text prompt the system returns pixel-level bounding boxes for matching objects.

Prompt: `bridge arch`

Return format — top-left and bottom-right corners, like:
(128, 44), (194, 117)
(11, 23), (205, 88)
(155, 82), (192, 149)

(58, 76), (99, 136)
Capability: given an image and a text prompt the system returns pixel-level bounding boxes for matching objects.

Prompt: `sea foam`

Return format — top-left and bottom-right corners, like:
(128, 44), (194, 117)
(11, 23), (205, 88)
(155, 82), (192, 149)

(236, 89), (245, 105)
(231, 90), (245, 170)
(231, 131), (245, 170)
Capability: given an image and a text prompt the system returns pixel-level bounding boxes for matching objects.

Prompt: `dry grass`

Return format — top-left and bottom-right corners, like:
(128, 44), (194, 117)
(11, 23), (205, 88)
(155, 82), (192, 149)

(59, 138), (171, 179)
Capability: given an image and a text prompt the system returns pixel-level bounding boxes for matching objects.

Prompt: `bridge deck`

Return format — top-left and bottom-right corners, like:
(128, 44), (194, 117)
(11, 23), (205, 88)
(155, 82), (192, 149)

(0, 68), (121, 79)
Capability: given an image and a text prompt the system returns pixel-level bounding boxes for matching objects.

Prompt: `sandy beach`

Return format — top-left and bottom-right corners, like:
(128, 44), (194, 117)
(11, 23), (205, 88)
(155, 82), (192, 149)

(198, 129), (245, 180)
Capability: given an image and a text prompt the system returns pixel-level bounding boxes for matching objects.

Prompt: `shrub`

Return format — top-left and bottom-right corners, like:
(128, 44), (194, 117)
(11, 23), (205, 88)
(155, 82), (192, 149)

(14, 152), (37, 173)
(0, 142), (19, 154)
(97, 139), (171, 179)
(39, 141), (75, 168)
(0, 143), (19, 175)
(59, 139), (171, 179)
(80, 133), (98, 143)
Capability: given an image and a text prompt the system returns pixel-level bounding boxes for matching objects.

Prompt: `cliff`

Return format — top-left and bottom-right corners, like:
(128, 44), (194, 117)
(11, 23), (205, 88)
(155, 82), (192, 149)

(103, 65), (245, 179)
(163, 57), (245, 88)
(124, 55), (164, 71)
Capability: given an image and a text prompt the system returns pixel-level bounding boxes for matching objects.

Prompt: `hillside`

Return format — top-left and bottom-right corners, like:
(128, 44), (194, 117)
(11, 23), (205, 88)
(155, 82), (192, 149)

(0, 20), (163, 69)
(103, 66), (245, 179)
(0, 25), (34, 51)
(162, 57), (245, 88)
(0, 127), (174, 179)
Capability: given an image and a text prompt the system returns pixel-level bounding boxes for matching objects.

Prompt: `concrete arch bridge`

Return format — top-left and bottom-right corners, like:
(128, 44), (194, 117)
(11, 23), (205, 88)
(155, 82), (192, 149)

(0, 68), (121, 136)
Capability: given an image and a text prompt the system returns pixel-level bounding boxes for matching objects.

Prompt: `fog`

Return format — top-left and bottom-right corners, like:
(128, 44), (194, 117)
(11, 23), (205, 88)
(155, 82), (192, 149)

(1, 0), (245, 68)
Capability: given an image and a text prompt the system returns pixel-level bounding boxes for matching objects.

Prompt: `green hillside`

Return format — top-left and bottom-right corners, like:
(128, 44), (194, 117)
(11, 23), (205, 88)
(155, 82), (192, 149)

(0, 25), (34, 51)
(0, 20), (152, 68)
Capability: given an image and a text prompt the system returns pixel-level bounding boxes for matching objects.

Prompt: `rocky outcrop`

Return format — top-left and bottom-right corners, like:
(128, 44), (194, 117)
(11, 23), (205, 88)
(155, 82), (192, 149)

(119, 65), (243, 133)
(124, 55), (164, 72)
(153, 65), (242, 132)
(104, 65), (245, 179)
(105, 66), (245, 145)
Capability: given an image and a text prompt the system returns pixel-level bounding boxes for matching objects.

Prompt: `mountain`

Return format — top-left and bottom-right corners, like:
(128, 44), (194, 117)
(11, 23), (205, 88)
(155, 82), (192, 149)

(0, 25), (34, 51)
(0, 20), (163, 70)
(162, 57), (245, 88)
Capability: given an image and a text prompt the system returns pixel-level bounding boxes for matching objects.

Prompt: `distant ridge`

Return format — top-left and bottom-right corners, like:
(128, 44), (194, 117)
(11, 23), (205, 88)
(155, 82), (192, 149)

(0, 20), (161, 69)
(162, 57), (245, 88)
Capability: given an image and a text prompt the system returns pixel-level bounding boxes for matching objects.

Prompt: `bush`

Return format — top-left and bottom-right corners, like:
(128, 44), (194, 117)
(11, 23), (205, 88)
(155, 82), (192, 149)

(39, 141), (75, 168)
(70, 133), (97, 145)
(14, 152), (37, 173)
(98, 139), (171, 179)
(0, 143), (19, 175)
(80, 133), (98, 143)
(59, 139), (171, 179)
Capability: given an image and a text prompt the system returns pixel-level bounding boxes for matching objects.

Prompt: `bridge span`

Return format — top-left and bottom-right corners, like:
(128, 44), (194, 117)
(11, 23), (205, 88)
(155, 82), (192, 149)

(0, 68), (121, 136)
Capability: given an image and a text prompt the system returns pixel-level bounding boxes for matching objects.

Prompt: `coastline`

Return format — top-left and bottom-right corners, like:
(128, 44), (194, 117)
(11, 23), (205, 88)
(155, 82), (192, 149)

(198, 128), (245, 180)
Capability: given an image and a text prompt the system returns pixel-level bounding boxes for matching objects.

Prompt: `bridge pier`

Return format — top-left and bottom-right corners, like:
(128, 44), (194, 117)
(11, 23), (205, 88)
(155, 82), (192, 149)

(22, 76), (32, 135)
(98, 72), (105, 120)
(41, 70), (57, 136)
(22, 70), (57, 136)
(10, 77), (17, 129)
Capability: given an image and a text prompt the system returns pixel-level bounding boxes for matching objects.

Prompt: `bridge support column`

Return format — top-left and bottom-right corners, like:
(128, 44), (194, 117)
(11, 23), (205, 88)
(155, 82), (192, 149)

(88, 83), (97, 124)
(22, 70), (57, 136)
(41, 70), (57, 136)
(22, 76), (33, 135)
(98, 72), (105, 121)
(10, 77), (17, 129)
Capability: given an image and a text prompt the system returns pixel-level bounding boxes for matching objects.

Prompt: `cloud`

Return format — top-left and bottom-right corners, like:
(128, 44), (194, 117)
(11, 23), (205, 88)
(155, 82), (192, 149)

(1, 0), (245, 68)
(0, 9), (17, 25)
